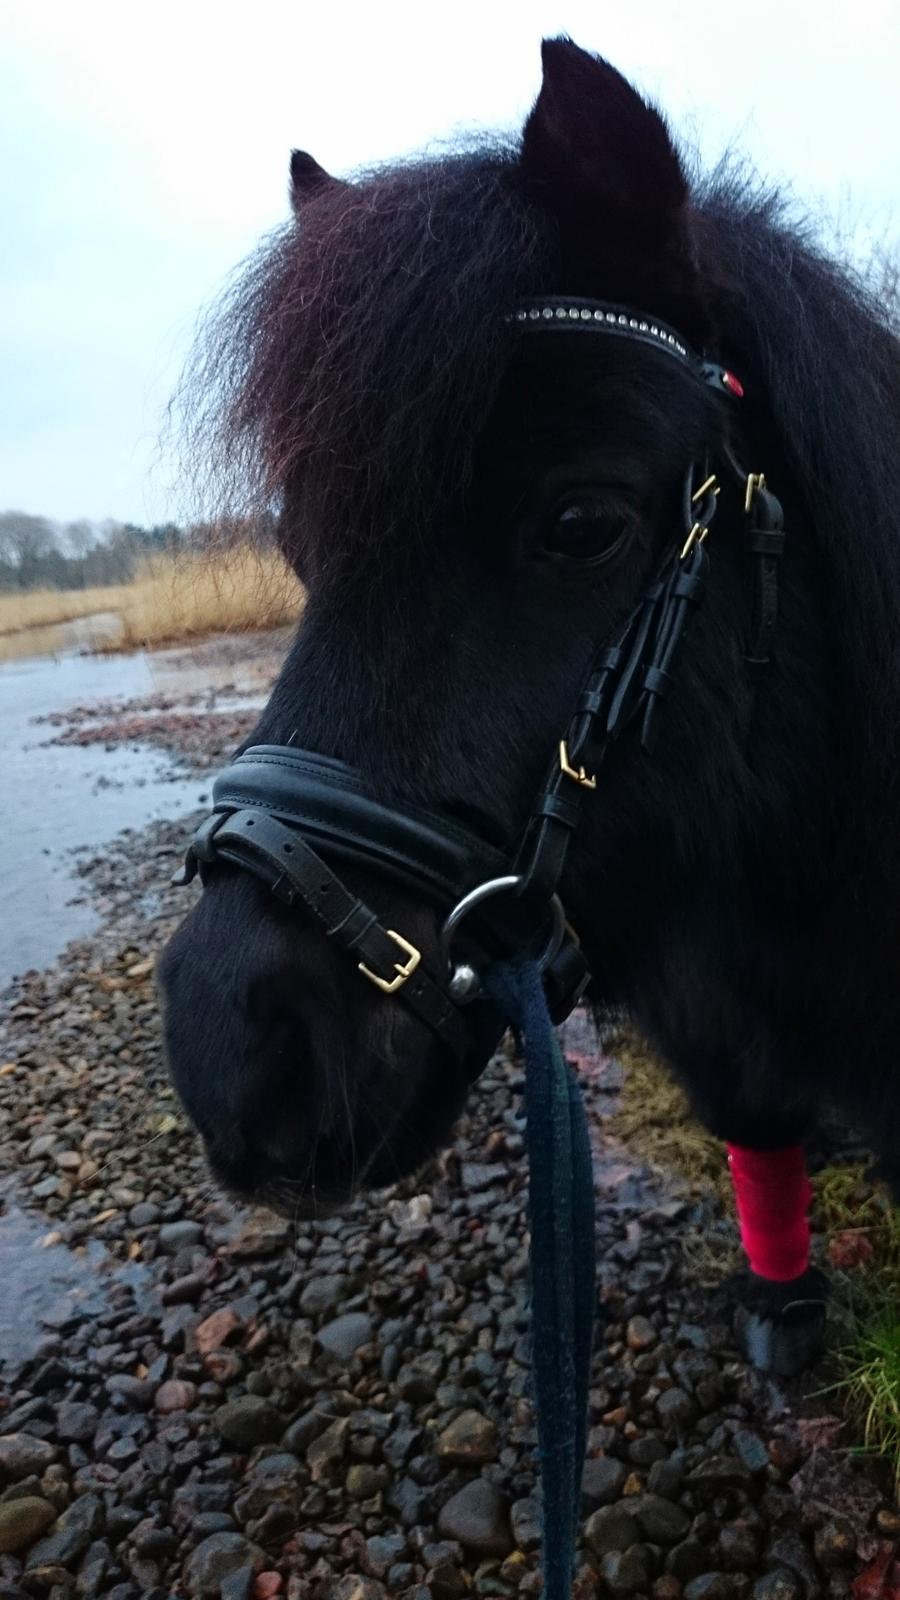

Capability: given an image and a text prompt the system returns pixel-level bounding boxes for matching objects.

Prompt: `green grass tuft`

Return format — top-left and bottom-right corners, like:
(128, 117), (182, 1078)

(813, 1165), (900, 1490)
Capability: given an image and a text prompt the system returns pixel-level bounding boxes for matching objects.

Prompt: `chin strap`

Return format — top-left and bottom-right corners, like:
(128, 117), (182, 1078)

(727, 1142), (812, 1282)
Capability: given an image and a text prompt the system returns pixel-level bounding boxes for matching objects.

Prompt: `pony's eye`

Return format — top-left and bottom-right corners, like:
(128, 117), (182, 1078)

(542, 500), (632, 564)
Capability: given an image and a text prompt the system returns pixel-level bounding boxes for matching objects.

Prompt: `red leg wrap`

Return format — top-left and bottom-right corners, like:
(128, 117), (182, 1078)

(727, 1143), (812, 1282)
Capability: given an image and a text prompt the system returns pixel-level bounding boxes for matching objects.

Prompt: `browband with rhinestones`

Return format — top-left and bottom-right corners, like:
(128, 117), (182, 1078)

(507, 297), (745, 400)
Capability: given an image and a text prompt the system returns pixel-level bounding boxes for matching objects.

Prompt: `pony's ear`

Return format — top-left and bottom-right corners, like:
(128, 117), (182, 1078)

(289, 149), (343, 215)
(520, 38), (691, 284)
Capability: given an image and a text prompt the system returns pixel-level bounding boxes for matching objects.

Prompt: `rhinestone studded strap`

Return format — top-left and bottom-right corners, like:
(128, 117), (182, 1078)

(509, 297), (694, 364)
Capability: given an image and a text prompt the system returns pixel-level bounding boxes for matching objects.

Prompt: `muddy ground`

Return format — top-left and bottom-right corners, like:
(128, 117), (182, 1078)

(1, 648), (898, 1600)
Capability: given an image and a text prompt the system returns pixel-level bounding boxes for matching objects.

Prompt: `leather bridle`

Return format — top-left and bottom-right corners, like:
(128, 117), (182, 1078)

(174, 296), (785, 1065)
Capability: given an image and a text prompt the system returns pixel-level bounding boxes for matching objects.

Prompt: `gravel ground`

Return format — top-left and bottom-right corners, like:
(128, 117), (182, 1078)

(1, 685), (899, 1599)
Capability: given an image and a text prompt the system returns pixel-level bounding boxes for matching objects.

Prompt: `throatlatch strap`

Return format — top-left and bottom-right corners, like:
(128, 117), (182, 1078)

(745, 485), (786, 675)
(486, 962), (596, 1600)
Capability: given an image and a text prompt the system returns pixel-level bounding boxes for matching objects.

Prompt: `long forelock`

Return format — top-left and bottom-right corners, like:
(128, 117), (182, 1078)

(179, 146), (555, 550)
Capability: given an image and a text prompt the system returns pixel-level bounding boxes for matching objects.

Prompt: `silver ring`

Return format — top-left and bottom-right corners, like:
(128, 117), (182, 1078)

(440, 874), (567, 975)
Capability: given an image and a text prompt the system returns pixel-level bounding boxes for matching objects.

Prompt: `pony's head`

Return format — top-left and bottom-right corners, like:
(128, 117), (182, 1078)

(159, 38), (900, 1214)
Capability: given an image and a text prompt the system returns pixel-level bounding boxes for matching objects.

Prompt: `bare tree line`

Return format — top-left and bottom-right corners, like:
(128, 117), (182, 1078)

(0, 511), (277, 592)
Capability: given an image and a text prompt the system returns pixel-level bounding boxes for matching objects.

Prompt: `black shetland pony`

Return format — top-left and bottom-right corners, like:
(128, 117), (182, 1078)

(161, 39), (900, 1376)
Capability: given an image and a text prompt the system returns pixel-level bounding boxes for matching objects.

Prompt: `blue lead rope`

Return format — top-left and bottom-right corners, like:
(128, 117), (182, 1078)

(486, 961), (596, 1599)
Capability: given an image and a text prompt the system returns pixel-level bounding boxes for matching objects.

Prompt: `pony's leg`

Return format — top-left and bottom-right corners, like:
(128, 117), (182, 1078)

(674, 1074), (827, 1377)
(725, 1140), (827, 1377)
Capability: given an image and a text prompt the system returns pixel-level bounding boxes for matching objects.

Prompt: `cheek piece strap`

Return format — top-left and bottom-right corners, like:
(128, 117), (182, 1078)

(727, 1143), (812, 1282)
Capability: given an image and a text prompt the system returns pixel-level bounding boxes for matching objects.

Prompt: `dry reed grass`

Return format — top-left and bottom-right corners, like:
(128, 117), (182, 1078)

(0, 547), (303, 658)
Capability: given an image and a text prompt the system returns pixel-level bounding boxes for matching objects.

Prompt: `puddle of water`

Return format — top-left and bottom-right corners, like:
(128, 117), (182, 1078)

(0, 1191), (154, 1371)
(0, 627), (274, 987)
(0, 611), (123, 664)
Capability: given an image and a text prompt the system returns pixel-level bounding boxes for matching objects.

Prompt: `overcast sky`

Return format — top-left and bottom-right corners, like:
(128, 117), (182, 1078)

(1, 0), (897, 526)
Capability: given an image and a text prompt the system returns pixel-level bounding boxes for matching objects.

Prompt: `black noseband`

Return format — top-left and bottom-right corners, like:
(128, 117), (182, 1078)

(204, 747), (508, 906)
(174, 296), (785, 1065)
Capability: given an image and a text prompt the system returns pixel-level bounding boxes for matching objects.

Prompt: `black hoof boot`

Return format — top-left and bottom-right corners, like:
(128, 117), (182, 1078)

(731, 1266), (829, 1377)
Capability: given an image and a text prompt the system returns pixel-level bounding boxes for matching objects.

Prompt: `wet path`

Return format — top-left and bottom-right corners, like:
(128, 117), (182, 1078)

(0, 623), (272, 986)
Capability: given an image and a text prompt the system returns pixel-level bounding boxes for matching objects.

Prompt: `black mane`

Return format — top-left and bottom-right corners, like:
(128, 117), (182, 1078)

(694, 167), (900, 820)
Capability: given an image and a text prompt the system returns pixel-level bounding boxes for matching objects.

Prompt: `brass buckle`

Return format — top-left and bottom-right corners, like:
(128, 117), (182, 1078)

(359, 930), (422, 994)
(680, 521), (710, 561)
(745, 471), (766, 513)
(559, 740), (597, 790)
(691, 473), (719, 505)
(681, 474), (720, 560)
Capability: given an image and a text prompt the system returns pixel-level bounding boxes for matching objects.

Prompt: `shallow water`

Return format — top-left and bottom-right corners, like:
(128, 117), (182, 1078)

(0, 1188), (154, 1371)
(0, 619), (268, 988)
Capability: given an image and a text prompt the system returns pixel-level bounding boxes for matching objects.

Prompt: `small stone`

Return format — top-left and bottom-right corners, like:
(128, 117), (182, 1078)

(326, 1581), (387, 1600)
(627, 1316), (658, 1352)
(634, 1495), (691, 1545)
(436, 1410), (498, 1465)
(750, 1573), (803, 1600)
(162, 1272), (207, 1305)
(106, 1374), (154, 1409)
(768, 1532), (819, 1598)
(684, 1578), (734, 1600)
(158, 1220), (204, 1252)
(0, 1497), (57, 1553)
(628, 1434), (669, 1467)
(252, 1574), (284, 1598)
(282, 1409), (333, 1456)
(364, 1533), (407, 1577)
(666, 1542), (711, 1584)
(812, 1518), (855, 1570)
(428, 1558), (468, 1599)
(687, 1455), (751, 1495)
(56, 1402), (99, 1444)
(733, 1430), (770, 1475)
(657, 1389), (696, 1429)
(134, 1527), (178, 1561)
(184, 1532), (264, 1596)
(437, 1481), (513, 1557)
(601, 1546), (653, 1595)
(195, 1308), (245, 1355)
(653, 1580), (684, 1600)
(306, 1418), (350, 1482)
(720, 1521), (761, 1570)
(220, 1570), (255, 1600)
(585, 1503), (639, 1555)
(213, 1396), (284, 1449)
(297, 1274), (346, 1317)
(395, 1359), (442, 1403)
(0, 1436), (58, 1481)
(581, 1456), (628, 1508)
(648, 1459), (685, 1499)
(460, 1162), (507, 1189)
(155, 1380), (197, 1413)
(346, 1463), (387, 1499)
(204, 1348), (244, 1385)
(226, 1212), (290, 1257)
(317, 1313), (373, 1363)
(511, 1497), (540, 1552)
(107, 1437), (140, 1466)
